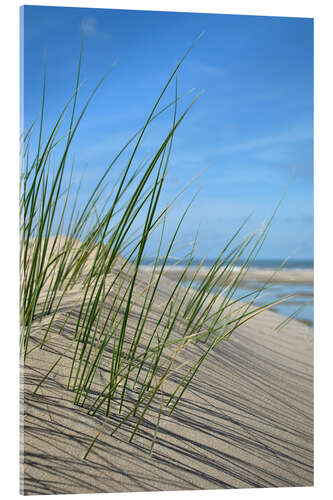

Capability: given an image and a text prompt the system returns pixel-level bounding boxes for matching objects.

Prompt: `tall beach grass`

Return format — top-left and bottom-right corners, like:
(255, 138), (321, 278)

(21, 39), (289, 457)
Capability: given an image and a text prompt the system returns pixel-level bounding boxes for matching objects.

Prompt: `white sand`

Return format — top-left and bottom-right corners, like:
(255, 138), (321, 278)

(21, 258), (313, 495)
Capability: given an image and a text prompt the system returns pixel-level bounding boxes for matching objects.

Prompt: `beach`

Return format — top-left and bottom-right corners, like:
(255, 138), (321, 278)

(142, 262), (314, 326)
(21, 257), (313, 495)
(142, 263), (313, 285)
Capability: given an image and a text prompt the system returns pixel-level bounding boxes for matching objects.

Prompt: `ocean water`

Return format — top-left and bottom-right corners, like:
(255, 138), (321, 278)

(180, 279), (314, 327)
(221, 280), (313, 327)
(141, 257), (314, 269)
(141, 257), (314, 326)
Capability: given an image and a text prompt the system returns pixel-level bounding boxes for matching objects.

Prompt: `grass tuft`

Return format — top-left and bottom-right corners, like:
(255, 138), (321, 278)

(21, 40), (290, 458)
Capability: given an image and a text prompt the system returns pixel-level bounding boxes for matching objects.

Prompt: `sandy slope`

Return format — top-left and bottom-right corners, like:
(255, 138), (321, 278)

(21, 258), (313, 495)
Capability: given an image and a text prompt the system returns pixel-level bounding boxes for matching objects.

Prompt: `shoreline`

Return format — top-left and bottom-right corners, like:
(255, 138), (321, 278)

(140, 264), (314, 285)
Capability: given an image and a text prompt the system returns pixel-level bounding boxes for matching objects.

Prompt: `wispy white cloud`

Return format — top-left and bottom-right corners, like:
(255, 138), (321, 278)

(220, 123), (313, 155)
(81, 16), (97, 36)
(81, 131), (135, 158)
(80, 16), (108, 39)
(200, 166), (282, 186)
(187, 59), (226, 77)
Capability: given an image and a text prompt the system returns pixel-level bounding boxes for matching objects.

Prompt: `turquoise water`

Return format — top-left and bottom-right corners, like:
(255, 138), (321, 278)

(184, 279), (313, 326)
(224, 280), (313, 326)
(141, 258), (314, 327)
(141, 257), (314, 270)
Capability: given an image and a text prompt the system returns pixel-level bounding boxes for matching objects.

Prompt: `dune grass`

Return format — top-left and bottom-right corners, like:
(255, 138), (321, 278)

(21, 39), (289, 457)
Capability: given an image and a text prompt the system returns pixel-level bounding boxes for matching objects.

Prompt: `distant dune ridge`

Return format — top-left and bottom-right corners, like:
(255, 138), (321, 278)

(21, 241), (313, 495)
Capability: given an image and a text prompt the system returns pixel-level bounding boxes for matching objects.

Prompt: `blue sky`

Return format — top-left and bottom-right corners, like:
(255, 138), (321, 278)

(22, 5), (313, 261)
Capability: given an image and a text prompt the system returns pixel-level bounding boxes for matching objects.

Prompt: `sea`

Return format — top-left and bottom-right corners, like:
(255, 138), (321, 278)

(141, 258), (314, 327)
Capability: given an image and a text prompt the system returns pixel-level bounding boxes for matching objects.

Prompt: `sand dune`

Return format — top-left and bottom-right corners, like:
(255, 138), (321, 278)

(21, 257), (313, 495)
